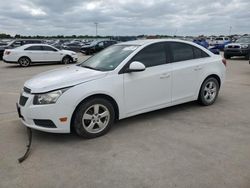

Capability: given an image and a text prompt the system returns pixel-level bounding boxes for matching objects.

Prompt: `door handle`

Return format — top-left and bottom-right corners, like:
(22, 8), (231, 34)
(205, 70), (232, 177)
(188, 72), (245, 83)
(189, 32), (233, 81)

(194, 66), (202, 71)
(160, 73), (170, 79)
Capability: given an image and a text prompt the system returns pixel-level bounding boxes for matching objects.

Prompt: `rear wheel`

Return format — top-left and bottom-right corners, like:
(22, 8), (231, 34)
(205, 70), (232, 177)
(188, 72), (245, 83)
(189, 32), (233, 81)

(73, 98), (115, 138)
(245, 53), (249, 60)
(224, 53), (231, 59)
(18, 57), (31, 67)
(198, 77), (219, 106)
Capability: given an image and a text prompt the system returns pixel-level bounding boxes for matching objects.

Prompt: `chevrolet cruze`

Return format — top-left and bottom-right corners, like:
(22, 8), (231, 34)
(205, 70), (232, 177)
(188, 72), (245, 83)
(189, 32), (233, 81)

(17, 39), (226, 138)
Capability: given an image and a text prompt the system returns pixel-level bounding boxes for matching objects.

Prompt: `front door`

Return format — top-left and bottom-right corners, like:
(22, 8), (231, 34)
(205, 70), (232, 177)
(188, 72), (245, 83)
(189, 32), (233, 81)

(123, 42), (172, 115)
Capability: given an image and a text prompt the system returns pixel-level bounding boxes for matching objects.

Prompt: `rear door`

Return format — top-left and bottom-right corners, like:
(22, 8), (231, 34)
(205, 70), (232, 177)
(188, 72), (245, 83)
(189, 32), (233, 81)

(169, 42), (206, 103)
(24, 45), (44, 62)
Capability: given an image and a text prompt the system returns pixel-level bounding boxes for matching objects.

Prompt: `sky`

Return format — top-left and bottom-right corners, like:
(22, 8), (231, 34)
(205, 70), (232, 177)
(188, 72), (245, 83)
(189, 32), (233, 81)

(0, 0), (249, 36)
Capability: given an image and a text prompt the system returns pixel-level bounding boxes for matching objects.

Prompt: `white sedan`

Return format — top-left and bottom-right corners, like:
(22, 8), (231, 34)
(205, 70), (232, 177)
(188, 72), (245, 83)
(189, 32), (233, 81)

(3, 44), (78, 67)
(17, 39), (226, 138)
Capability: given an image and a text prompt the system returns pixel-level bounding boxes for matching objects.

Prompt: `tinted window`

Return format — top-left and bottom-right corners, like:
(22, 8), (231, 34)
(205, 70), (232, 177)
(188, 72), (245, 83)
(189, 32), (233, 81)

(98, 42), (104, 47)
(216, 37), (223, 40)
(25, 46), (43, 51)
(170, 42), (194, 62)
(43, 46), (57, 51)
(131, 43), (167, 68)
(193, 46), (209, 59)
(12, 41), (22, 47)
(23, 40), (41, 44)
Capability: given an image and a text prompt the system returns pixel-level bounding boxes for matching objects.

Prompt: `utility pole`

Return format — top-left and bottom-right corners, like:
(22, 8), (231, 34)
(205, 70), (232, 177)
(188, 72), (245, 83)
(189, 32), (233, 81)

(94, 22), (98, 37)
(229, 26), (232, 36)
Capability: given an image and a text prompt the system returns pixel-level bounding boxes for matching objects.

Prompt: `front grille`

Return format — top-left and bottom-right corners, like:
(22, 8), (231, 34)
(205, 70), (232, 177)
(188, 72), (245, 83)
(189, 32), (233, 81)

(228, 45), (240, 49)
(23, 87), (31, 94)
(19, 95), (28, 106)
(33, 119), (57, 128)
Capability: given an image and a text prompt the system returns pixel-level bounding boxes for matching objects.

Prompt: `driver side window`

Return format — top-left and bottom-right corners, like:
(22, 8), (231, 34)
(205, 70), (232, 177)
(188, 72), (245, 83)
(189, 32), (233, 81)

(130, 43), (167, 68)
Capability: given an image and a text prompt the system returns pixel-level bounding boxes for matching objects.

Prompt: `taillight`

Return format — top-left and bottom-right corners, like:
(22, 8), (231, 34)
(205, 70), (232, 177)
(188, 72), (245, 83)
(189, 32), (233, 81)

(222, 58), (227, 66)
(4, 51), (11, 55)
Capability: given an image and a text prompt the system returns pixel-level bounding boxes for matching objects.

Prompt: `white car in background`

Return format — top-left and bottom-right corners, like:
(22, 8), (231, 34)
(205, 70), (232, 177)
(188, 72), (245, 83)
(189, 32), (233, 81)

(212, 37), (230, 45)
(17, 39), (226, 138)
(3, 44), (78, 67)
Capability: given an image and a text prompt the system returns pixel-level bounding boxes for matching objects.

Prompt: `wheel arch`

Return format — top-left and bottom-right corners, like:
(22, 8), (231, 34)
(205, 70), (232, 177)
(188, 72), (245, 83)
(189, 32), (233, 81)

(18, 56), (32, 62)
(62, 54), (73, 62)
(204, 74), (221, 87)
(70, 93), (120, 132)
(197, 74), (221, 100)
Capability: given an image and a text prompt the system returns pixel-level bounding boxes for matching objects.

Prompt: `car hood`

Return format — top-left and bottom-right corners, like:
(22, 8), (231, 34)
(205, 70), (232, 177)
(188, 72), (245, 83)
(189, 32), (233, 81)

(24, 65), (107, 93)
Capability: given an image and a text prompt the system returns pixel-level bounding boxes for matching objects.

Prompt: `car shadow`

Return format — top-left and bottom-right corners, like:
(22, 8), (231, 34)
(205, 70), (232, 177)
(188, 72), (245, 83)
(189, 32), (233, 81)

(2, 62), (77, 69)
(30, 101), (201, 143)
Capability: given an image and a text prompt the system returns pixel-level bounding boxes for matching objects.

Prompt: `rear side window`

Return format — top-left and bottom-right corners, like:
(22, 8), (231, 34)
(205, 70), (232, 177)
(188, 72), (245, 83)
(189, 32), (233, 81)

(193, 46), (209, 59)
(43, 46), (57, 51)
(170, 42), (194, 62)
(25, 46), (43, 51)
(131, 43), (167, 68)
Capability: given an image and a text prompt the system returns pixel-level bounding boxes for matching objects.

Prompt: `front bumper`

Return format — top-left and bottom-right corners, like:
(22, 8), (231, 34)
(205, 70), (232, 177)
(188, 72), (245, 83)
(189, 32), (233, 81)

(72, 56), (78, 63)
(17, 91), (72, 133)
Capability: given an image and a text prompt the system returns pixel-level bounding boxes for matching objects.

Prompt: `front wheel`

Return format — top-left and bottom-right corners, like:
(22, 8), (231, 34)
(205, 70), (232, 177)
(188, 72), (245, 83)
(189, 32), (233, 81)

(62, 56), (72, 64)
(73, 98), (115, 138)
(198, 77), (219, 106)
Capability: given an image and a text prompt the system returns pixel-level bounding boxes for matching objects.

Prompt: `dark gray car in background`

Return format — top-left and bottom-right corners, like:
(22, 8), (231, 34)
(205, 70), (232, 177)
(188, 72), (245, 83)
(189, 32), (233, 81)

(224, 36), (250, 59)
(0, 39), (42, 59)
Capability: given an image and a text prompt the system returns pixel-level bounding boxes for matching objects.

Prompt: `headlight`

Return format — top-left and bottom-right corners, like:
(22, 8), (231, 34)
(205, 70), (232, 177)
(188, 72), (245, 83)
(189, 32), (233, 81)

(241, 44), (249, 49)
(33, 88), (69, 105)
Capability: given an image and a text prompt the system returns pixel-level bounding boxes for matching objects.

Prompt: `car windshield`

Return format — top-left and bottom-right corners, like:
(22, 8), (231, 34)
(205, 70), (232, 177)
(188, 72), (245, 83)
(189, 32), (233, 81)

(236, 37), (250, 43)
(79, 45), (139, 71)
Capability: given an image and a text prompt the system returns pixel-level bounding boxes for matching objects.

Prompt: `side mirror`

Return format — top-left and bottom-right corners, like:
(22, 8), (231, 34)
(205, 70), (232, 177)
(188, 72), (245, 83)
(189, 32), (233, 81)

(128, 61), (146, 72)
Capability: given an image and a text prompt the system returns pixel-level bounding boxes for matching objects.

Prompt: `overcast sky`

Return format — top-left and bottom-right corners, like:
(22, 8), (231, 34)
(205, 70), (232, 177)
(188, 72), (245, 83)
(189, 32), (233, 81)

(0, 0), (249, 36)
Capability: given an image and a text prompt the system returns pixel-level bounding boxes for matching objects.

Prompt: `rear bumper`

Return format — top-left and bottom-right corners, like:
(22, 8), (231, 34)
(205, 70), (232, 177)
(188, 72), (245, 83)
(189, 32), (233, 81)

(3, 59), (17, 64)
(224, 49), (249, 56)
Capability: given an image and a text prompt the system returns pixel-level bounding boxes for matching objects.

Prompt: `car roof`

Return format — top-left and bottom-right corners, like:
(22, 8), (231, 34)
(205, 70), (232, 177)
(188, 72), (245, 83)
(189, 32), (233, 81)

(116, 39), (215, 56)
(16, 44), (55, 50)
(117, 39), (199, 46)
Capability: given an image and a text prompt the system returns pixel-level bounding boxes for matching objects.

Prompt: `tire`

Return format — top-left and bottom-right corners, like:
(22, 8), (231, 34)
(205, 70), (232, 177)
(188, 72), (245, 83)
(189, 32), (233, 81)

(224, 53), (231, 59)
(18, 57), (31, 67)
(73, 98), (115, 138)
(245, 53), (249, 60)
(62, 56), (72, 64)
(198, 77), (219, 106)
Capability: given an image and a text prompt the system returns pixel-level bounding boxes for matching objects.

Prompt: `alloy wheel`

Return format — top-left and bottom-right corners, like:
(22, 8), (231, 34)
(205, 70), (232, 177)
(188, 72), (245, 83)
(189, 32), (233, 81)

(203, 81), (217, 103)
(82, 104), (110, 134)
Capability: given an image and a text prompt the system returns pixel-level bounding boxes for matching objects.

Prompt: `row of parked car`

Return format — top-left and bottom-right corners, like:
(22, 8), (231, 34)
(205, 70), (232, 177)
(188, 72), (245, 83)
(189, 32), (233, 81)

(192, 35), (250, 59)
(0, 38), (118, 67)
(0, 39), (118, 60)
(1, 35), (250, 67)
